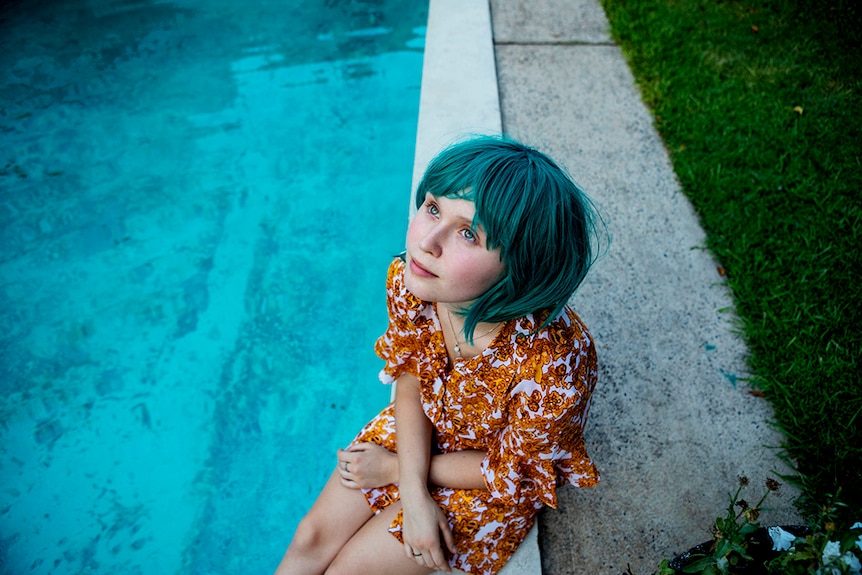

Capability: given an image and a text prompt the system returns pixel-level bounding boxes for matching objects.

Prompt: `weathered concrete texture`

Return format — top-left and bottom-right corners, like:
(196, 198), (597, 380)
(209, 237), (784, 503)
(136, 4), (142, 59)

(490, 0), (802, 573)
(492, 0), (612, 45)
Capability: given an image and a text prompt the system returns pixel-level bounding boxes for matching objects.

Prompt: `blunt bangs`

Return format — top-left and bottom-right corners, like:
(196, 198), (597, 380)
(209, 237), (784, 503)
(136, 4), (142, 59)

(414, 135), (605, 341)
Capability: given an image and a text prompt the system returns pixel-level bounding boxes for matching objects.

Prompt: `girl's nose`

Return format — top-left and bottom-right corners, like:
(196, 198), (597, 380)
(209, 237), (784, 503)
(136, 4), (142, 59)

(418, 226), (442, 257)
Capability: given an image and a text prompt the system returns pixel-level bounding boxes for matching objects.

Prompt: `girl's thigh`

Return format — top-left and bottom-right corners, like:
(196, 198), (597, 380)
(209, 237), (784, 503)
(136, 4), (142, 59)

(276, 468), (375, 573)
(327, 503), (437, 575)
(299, 467), (373, 539)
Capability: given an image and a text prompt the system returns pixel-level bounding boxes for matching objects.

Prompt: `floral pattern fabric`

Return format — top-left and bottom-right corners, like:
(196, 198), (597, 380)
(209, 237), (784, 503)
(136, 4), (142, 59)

(353, 258), (599, 575)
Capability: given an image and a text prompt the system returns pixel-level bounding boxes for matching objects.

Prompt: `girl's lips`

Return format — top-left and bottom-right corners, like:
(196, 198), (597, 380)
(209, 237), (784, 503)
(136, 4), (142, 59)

(409, 258), (437, 278)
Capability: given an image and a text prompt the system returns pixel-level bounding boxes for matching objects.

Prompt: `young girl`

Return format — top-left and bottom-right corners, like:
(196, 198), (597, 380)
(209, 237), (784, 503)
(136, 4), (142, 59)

(274, 136), (604, 575)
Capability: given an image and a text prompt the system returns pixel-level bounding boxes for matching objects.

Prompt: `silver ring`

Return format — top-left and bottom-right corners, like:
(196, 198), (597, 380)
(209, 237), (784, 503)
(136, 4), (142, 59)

(412, 552), (422, 557)
(344, 461), (349, 472)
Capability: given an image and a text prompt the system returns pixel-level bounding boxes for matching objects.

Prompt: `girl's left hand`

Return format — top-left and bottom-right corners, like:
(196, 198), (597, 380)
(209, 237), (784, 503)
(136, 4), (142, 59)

(400, 488), (456, 572)
(336, 442), (398, 489)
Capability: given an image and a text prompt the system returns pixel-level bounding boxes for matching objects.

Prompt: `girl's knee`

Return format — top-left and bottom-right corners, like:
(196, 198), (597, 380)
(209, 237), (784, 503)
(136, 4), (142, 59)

(274, 515), (342, 574)
(290, 514), (331, 554)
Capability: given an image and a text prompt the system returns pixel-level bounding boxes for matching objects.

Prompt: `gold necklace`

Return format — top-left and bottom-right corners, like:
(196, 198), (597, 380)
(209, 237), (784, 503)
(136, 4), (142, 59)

(445, 308), (501, 358)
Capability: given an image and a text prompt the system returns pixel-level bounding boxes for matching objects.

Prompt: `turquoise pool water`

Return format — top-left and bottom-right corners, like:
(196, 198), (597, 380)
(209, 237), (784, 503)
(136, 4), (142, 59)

(0, 1), (426, 572)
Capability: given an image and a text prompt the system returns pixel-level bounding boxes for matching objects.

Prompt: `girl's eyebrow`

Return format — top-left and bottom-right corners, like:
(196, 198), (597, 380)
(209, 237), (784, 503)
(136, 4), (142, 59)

(454, 214), (483, 234)
(429, 194), (484, 233)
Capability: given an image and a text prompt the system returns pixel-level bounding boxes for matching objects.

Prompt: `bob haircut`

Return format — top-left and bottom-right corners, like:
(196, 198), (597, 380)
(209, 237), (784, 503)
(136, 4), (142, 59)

(413, 135), (605, 342)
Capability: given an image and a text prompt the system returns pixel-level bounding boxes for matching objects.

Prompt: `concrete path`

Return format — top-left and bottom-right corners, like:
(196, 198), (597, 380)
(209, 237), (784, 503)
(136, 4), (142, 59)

(491, 0), (801, 573)
(418, 1), (801, 573)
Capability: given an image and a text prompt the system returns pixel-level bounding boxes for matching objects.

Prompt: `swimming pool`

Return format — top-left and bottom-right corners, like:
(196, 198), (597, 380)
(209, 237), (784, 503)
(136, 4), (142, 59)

(0, 1), (426, 572)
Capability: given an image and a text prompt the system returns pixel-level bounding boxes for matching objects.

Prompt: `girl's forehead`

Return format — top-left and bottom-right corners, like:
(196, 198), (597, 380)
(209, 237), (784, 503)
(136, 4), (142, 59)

(434, 194), (479, 225)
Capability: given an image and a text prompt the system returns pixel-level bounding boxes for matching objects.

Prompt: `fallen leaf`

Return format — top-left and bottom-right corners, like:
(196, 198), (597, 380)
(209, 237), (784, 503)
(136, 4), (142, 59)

(751, 25), (759, 33)
(793, 105), (804, 114)
(749, 390), (766, 397)
(717, 266), (726, 276)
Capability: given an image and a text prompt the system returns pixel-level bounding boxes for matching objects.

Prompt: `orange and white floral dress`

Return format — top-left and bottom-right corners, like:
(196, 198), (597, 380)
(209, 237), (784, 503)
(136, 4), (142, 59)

(352, 258), (599, 574)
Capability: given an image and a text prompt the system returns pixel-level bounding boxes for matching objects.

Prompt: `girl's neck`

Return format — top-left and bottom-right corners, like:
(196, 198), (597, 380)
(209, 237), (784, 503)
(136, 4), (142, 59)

(438, 304), (503, 359)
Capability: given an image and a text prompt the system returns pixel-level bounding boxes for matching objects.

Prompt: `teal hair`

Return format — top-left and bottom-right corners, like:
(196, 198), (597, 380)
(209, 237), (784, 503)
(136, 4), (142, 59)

(414, 135), (606, 342)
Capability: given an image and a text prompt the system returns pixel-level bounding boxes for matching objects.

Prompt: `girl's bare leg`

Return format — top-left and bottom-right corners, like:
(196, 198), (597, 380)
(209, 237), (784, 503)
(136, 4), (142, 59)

(325, 502), (439, 575)
(273, 468), (374, 575)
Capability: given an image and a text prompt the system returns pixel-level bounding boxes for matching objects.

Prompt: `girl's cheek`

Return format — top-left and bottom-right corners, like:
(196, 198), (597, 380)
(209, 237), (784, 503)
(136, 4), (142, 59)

(406, 217), (422, 242)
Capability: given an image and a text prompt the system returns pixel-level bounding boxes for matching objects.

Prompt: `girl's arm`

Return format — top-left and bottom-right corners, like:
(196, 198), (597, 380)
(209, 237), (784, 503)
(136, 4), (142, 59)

(393, 374), (455, 570)
(338, 444), (487, 490)
(429, 450), (486, 489)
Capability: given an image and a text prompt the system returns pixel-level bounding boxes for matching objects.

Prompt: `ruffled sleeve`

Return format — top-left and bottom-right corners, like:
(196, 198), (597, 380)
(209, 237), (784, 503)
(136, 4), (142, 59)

(373, 258), (430, 384)
(480, 316), (600, 509)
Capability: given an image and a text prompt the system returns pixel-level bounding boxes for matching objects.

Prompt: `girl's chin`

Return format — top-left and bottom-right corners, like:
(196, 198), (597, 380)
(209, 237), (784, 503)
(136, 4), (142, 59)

(403, 275), (434, 302)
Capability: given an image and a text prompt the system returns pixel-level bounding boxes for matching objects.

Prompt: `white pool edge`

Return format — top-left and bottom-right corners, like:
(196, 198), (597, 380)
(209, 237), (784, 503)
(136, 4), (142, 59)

(410, 0), (503, 201)
(416, 2), (541, 574)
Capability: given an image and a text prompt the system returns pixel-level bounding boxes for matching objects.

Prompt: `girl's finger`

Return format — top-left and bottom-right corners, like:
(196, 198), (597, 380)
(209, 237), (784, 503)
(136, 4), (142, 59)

(406, 545), (433, 569)
(439, 518), (457, 554)
(417, 550), (433, 569)
(427, 545), (449, 572)
(336, 449), (353, 473)
(338, 476), (359, 489)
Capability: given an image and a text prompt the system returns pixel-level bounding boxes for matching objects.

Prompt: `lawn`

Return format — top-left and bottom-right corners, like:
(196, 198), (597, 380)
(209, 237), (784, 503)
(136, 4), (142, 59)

(599, 0), (861, 524)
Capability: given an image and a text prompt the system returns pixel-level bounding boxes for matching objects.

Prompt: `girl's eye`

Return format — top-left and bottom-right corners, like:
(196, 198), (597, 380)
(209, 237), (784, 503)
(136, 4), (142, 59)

(426, 202), (439, 216)
(461, 228), (477, 243)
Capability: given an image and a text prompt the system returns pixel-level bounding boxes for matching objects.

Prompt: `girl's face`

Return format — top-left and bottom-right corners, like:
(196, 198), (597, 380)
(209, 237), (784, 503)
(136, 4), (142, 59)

(404, 193), (505, 309)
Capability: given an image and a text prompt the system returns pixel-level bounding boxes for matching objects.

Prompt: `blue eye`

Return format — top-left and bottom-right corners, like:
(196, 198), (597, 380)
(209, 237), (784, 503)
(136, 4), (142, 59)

(426, 202), (439, 216)
(461, 228), (477, 242)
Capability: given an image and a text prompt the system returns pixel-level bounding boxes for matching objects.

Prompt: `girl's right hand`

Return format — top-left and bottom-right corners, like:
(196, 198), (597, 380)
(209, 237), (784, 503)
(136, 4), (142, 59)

(400, 488), (456, 572)
(336, 442), (398, 489)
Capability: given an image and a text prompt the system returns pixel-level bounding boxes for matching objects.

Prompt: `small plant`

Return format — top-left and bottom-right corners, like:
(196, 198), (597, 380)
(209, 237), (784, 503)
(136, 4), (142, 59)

(677, 476), (781, 575)
(623, 478), (862, 575)
(766, 496), (862, 575)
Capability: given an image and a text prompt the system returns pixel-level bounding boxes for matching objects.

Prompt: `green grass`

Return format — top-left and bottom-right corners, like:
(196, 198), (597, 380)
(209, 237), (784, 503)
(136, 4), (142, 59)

(599, 0), (861, 523)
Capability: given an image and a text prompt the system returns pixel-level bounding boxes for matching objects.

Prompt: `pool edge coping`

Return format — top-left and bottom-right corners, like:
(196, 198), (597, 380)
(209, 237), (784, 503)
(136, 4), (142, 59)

(410, 0), (503, 201)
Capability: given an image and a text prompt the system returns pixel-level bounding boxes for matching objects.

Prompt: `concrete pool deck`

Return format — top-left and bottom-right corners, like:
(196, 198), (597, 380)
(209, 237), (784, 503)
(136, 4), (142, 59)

(418, 1), (803, 573)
